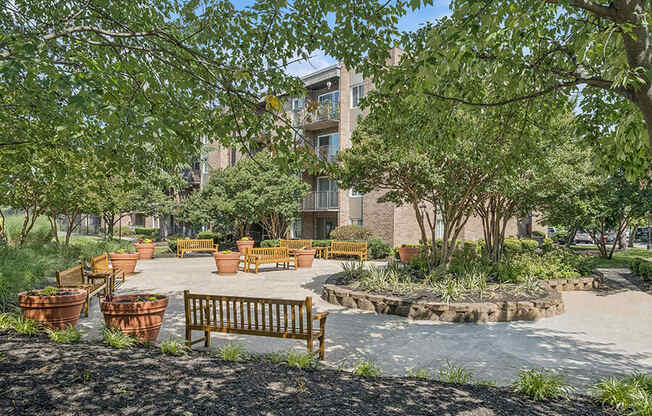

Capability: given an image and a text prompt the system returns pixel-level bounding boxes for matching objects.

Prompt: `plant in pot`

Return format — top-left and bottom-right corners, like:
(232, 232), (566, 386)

(109, 248), (139, 274)
(214, 250), (241, 275)
(134, 238), (156, 260)
(100, 293), (168, 342)
(236, 236), (255, 256)
(398, 244), (421, 263)
(18, 286), (87, 329)
(294, 246), (317, 268)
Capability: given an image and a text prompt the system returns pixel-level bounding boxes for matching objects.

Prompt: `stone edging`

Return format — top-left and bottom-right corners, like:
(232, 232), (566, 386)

(322, 276), (601, 323)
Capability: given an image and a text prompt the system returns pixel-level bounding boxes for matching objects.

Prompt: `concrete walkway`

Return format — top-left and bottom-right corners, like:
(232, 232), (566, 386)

(78, 256), (652, 389)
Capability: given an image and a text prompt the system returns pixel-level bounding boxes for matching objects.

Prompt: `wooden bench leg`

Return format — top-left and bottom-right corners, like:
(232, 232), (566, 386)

(185, 326), (191, 348)
(318, 333), (325, 360)
(84, 293), (90, 317)
(307, 336), (313, 355)
(204, 330), (210, 347)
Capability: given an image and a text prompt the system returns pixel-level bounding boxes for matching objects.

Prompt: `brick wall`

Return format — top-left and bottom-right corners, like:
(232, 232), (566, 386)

(362, 190), (394, 245)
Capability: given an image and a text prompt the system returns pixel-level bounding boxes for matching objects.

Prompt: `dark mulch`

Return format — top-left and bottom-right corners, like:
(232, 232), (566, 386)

(623, 272), (652, 294)
(0, 332), (615, 416)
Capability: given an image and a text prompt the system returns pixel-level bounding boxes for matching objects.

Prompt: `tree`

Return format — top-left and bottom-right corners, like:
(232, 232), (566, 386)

(403, 3), (652, 174)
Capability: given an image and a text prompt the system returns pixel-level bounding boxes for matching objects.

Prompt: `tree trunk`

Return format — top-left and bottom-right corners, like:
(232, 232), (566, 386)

(159, 215), (169, 240)
(0, 209), (6, 246)
(629, 226), (637, 248)
(48, 215), (60, 246)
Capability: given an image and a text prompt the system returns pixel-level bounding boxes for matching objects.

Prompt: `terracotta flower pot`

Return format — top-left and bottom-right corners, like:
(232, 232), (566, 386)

(214, 252), (241, 275)
(109, 252), (139, 274)
(134, 243), (156, 259)
(294, 249), (316, 268)
(398, 246), (421, 263)
(100, 294), (168, 342)
(236, 239), (255, 256)
(18, 289), (87, 329)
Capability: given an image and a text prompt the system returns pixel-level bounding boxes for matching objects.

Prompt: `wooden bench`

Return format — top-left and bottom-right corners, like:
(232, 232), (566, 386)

(244, 247), (293, 273)
(176, 239), (218, 258)
(56, 264), (112, 317)
(279, 239), (312, 252)
(90, 253), (125, 291)
(325, 241), (368, 261)
(184, 291), (328, 359)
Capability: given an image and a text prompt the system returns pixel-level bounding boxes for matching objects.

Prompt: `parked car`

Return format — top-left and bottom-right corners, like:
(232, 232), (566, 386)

(574, 231), (593, 244)
(605, 231), (617, 243)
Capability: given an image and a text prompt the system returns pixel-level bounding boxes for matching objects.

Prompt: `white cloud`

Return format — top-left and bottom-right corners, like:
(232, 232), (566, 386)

(284, 51), (336, 77)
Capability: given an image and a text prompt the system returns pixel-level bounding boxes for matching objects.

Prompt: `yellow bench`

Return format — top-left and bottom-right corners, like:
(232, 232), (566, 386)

(279, 239), (312, 253)
(176, 239), (218, 258)
(56, 264), (111, 317)
(244, 247), (293, 273)
(325, 241), (368, 261)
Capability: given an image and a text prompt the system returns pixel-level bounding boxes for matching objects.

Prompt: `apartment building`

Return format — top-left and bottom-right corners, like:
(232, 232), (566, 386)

(198, 48), (541, 246)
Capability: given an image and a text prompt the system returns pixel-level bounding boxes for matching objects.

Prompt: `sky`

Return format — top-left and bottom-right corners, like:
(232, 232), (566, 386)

(231, 0), (452, 77)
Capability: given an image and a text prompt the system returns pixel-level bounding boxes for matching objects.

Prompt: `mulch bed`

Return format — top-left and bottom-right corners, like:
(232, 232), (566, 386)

(0, 332), (615, 416)
(623, 272), (652, 293)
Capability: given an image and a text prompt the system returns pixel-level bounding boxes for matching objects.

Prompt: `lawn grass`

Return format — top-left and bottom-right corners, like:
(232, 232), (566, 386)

(588, 248), (652, 268)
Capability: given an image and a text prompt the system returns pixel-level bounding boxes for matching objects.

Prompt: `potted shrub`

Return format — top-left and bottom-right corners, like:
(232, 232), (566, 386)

(100, 294), (168, 342)
(134, 238), (156, 259)
(236, 236), (255, 255)
(109, 248), (139, 274)
(213, 250), (241, 275)
(294, 246), (317, 268)
(18, 286), (87, 329)
(398, 244), (421, 263)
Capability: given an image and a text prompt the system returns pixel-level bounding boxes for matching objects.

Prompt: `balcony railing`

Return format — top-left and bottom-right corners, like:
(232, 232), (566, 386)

(302, 191), (339, 211)
(293, 103), (340, 127)
(317, 144), (337, 162)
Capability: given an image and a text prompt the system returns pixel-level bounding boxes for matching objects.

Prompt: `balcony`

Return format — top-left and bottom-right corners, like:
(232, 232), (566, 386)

(302, 191), (339, 211)
(294, 103), (340, 131)
(316, 144), (337, 162)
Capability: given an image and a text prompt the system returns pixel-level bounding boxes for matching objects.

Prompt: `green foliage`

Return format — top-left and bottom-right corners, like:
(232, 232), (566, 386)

(353, 360), (381, 378)
(330, 225), (372, 241)
(166, 234), (184, 253)
(502, 238), (523, 257)
(406, 368), (431, 379)
(197, 231), (221, 245)
(439, 362), (474, 384)
(520, 239), (539, 253)
(46, 325), (83, 343)
(493, 250), (588, 283)
(217, 343), (249, 362)
(286, 351), (318, 369)
(160, 339), (188, 356)
(512, 368), (573, 401)
(532, 231), (545, 238)
(261, 239), (280, 248)
(541, 238), (554, 253)
(4, 215), (53, 247)
(0, 312), (18, 330)
(262, 352), (286, 364)
(103, 327), (137, 349)
(12, 316), (41, 336)
(367, 236), (392, 259)
(312, 240), (332, 248)
(134, 228), (158, 238)
(631, 259), (652, 281)
(552, 231), (570, 245)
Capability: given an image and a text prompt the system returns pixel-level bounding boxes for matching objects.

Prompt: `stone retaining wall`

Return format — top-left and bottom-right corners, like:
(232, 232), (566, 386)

(322, 276), (600, 323)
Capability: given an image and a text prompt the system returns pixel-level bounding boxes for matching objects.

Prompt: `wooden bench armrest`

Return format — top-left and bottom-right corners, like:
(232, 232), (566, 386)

(313, 312), (329, 320)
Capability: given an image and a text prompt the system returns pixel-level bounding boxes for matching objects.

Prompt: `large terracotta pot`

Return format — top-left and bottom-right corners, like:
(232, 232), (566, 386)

(294, 249), (316, 268)
(214, 252), (241, 275)
(109, 252), (139, 274)
(398, 246), (421, 263)
(18, 289), (87, 329)
(100, 294), (168, 342)
(134, 243), (156, 259)
(236, 239), (255, 256)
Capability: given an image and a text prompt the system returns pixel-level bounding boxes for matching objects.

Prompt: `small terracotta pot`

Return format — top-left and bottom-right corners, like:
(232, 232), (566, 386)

(109, 252), (139, 274)
(398, 246), (421, 263)
(236, 239), (255, 256)
(100, 294), (168, 342)
(18, 289), (87, 329)
(214, 252), (241, 275)
(294, 249), (316, 268)
(134, 243), (156, 259)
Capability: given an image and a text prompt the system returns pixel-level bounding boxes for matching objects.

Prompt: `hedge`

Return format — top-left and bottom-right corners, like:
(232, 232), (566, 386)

(502, 238), (523, 257)
(368, 237), (391, 259)
(630, 258), (652, 281)
(261, 239), (279, 248)
(520, 239), (539, 253)
(197, 231), (220, 244)
(330, 225), (372, 241)
(134, 227), (158, 238)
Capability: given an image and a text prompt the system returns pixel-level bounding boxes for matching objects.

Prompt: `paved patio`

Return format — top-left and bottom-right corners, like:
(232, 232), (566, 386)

(79, 256), (652, 389)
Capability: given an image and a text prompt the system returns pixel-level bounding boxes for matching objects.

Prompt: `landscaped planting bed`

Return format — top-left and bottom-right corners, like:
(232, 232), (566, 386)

(0, 331), (614, 416)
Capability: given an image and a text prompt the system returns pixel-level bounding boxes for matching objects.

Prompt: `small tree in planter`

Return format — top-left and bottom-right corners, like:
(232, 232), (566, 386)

(236, 236), (255, 256)
(134, 238), (156, 259)
(100, 294), (168, 342)
(18, 286), (87, 329)
(294, 246), (317, 268)
(109, 248), (139, 274)
(213, 250), (241, 275)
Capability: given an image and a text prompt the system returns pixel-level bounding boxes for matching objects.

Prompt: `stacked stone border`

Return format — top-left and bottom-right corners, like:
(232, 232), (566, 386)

(321, 275), (602, 323)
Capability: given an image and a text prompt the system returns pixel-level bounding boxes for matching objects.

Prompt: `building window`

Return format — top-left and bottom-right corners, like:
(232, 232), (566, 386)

(351, 84), (364, 108)
(349, 189), (363, 197)
(293, 219), (302, 238)
(292, 97), (303, 111)
(202, 162), (209, 174)
(316, 133), (338, 161)
(349, 219), (363, 226)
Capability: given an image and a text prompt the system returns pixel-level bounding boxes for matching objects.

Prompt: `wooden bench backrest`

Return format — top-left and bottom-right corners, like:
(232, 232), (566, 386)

(56, 264), (85, 287)
(178, 239), (215, 249)
(247, 247), (290, 260)
(280, 239), (312, 250)
(330, 241), (367, 252)
(184, 291), (313, 336)
(91, 253), (109, 272)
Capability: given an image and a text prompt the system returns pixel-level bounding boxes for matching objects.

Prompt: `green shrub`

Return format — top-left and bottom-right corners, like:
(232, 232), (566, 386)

(532, 230), (546, 238)
(217, 343), (249, 361)
(261, 239), (280, 248)
(502, 238), (523, 257)
(12, 316), (41, 336)
(312, 239), (332, 248)
(541, 238), (554, 253)
(134, 227), (158, 238)
(406, 368), (431, 379)
(0, 312), (17, 330)
(439, 361), (474, 384)
(5, 215), (53, 247)
(160, 339), (188, 356)
(552, 231), (569, 244)
(512, 368), (573, 401)
(353, 360), (381, 378)
(103, 327), (137, 348)
(633, 259), (652, 281)
(46, 325), (83, 343)
(520, 239), (539, 253)
(286, 351), (318, 369)
(197, 231), (220, 244)
(367, 236), (391, 259)
(74, 239), (135, 263)
(463, 240), (479, 257)
(330, 225), (372, 241)
(166, 234), (184, 253)
(593, 373), (652, 415)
